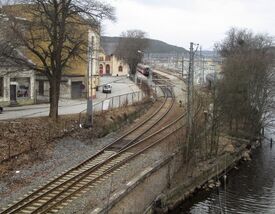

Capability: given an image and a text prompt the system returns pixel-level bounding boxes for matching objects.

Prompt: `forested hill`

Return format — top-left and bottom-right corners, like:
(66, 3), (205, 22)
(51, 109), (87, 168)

(101, 36), (188, 54)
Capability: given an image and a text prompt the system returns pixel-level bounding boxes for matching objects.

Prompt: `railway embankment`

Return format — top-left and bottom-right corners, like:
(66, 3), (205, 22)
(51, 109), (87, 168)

(1, 78), (182, 213)
(97, 136), (258, 214)
(0, 70), (259, 213)
(0, 99), (155, 207)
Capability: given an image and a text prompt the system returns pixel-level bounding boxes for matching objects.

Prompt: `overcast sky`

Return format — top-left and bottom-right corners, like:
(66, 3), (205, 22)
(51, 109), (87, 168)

(102, 0), (274, 50)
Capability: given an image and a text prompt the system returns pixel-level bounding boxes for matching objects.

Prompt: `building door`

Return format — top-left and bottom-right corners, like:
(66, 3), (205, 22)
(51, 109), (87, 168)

(106, 64), (111, 75)
(10, 85), (17, 101)
(38, 81), (44, 96)
(71, 81), (82, 99)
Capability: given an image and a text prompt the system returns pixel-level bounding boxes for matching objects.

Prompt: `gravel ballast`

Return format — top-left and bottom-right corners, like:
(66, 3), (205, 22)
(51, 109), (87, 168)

(0, 100), (158, 209)
(0, 132), (119, 208)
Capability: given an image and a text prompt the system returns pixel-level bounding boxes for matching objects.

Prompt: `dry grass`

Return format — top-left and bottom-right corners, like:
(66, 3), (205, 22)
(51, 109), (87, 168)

(0, 100), (153, 176)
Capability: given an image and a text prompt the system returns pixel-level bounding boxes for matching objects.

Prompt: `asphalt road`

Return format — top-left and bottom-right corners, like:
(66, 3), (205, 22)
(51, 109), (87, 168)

(0, 76), (140, 120)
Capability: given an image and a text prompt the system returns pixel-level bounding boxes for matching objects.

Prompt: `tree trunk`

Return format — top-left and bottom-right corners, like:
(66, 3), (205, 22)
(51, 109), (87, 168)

(49, 78), (60, 120)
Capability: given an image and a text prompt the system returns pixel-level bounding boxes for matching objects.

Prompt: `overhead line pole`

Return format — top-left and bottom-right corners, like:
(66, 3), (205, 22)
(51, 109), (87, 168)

(186, 42), (199, 166)
(187, 42), (194, 140)
(86, 29), (94, 128)
(181, 55), (184, 77)
(202, 56), (205, 85)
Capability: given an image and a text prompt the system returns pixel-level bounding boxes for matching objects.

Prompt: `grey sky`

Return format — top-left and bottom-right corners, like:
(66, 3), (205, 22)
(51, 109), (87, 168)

(103, 0), (275, 50)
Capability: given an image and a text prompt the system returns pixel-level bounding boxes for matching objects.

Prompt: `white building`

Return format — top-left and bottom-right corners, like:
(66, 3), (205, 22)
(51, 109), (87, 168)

(0, 68), (36, 106)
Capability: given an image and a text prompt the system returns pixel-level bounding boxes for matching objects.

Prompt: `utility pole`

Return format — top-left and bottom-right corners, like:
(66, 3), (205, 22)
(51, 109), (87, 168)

(202, 56), (205, 85)
(199, 46), (202, 84)
(186, 42), (199, 158)
(178, 52), (179, 70)
(187, 42), (194, 141)
(199, 46), (205, 85)
(86, 29), (94, 127)
(181, 55), (184, 77)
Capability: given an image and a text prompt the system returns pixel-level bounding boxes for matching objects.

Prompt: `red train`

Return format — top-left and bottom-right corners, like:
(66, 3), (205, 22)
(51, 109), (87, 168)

(136, 64), (150, 77)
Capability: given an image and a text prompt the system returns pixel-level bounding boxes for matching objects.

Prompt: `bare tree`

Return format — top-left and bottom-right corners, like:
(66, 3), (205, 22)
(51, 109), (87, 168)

(216, 28), (274, 140)
(0, 0), (115, 120)
(0, 0), (14, 6)
(115, 30), (149, 79)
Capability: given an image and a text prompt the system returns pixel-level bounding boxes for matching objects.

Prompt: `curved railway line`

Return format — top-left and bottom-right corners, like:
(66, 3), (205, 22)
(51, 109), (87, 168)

(1, 82), (182, 214)
(1, 71), (205, 214)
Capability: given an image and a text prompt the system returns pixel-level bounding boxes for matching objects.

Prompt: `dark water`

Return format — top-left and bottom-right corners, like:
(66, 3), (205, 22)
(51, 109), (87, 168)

(173, 134), (275, 214)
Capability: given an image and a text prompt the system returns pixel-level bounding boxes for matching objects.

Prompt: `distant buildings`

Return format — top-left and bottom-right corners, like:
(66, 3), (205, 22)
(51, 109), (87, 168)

(146, 52), (222, 85)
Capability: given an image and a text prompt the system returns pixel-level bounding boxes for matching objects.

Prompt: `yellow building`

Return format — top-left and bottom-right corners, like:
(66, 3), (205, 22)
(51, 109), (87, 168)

(1, 4), (100, 101)
(98, 43), (130, 76)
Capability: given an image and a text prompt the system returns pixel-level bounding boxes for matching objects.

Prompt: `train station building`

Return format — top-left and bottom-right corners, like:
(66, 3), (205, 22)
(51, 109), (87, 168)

(99, 40), (130, 77)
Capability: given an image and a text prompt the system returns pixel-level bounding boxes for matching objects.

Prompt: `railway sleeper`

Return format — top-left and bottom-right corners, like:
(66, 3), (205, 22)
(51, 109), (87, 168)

(92, 169), (107, 175)
(22, 206), (37, 212)
(84, 162), (102, 167)
(21, 209), (33, 213)
(48, 209), (59, 213)
(99, 167), (112, 172)
(86, 175), (98, 180)
(82, 178), (95, 183)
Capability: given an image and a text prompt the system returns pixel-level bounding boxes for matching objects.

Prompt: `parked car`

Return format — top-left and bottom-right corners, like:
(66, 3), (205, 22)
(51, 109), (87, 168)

(0, 106), (3, 114)
(102, 84), (112, 93)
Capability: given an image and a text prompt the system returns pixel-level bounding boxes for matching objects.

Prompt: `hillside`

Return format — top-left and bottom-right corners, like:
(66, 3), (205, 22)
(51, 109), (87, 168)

(101, 36), (188, 54)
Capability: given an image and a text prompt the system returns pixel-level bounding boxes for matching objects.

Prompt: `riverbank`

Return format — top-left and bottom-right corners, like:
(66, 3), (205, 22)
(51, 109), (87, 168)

(148, 136), (261, 213)
(177, 137), (275, 214)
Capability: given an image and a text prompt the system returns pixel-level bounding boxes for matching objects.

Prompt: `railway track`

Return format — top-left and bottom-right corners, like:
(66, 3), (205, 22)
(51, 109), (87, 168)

(1, 84), (179, 214)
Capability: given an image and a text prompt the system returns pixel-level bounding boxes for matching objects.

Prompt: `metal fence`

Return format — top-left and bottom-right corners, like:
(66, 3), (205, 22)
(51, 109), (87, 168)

(0, 78), (153, 163)
(78, 90), (147, 125)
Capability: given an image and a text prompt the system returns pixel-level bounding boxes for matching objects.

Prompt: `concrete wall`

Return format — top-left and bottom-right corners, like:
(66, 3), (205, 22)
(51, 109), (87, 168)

(0, 75), (10, 103)
(35, 76), (85, 100)
(87, 124), (251, 214)
(84, 125), (184, 214)
(109, 158), (172, 214)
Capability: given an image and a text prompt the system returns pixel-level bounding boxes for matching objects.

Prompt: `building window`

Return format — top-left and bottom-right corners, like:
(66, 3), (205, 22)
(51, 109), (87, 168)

(118, 66), (123, 72)
(11, 77), (30, 98)
(105, 55), (111, 61)
(0, 77), (3, 97)
(99, 64), (104, 75)
(99, 56), (104, 61)
(106, 64), (111, 75)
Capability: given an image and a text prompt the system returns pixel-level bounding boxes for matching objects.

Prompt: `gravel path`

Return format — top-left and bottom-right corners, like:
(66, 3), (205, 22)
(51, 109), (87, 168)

(0, 132), (119, 208)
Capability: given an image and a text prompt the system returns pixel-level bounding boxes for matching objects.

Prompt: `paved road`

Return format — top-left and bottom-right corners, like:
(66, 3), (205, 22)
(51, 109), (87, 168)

(0, 76), (140, 120)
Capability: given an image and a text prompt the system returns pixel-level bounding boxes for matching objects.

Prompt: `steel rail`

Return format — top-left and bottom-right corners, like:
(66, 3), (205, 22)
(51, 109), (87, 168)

(17, 87), (176, 214)
(40, 114), (186, 214)
(1, 86), (174, 214)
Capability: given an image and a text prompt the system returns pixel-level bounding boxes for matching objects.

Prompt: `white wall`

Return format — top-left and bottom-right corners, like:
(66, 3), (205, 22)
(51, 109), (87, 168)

(111, 56), (129, 76)
(0, 69), (35, 105)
